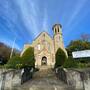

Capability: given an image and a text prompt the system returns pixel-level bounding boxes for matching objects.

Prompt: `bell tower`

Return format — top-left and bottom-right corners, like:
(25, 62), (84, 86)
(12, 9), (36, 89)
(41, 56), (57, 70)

(53, 24), (64, 53)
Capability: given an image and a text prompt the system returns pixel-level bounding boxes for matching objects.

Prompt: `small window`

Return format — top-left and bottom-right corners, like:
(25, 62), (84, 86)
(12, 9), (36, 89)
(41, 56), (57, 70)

(38, 44), (40, 50)
(43, 34), (45, 37)
(55, 28), (57, 33)
(58, 27), (59, 32)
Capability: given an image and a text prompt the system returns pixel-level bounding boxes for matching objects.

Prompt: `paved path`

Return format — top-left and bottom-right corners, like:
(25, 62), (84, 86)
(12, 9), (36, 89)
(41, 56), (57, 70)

(16, 68), (72, 90)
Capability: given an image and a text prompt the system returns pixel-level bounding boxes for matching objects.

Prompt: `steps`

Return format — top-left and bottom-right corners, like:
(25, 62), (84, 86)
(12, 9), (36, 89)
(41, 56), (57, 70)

(33, 68), (54, 78)
(16, 68), (74, 90)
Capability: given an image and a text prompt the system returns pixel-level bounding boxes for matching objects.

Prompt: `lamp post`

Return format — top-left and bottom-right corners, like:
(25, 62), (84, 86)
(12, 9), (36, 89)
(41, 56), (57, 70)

(10, 36), (17, 59)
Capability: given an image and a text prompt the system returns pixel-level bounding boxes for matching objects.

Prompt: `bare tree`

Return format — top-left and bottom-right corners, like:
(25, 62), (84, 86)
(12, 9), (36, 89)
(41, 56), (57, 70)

(81, 34), (90, 41)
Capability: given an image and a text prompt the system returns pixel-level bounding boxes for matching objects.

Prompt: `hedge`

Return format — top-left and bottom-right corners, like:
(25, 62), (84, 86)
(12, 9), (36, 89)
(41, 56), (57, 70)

(21, 47), (35, 68)
(55, 48), (67, 68)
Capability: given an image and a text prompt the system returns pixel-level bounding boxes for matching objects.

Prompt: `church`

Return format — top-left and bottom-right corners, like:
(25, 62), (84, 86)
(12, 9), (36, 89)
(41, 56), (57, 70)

(21, 24), (67, 69)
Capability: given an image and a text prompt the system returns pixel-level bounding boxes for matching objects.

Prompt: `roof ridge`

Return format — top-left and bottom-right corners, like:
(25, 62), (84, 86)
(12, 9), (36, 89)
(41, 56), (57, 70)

(32, 31), (53, 42)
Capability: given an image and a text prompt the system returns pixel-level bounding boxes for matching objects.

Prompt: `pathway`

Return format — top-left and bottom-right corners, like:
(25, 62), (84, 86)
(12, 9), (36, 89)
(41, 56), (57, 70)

(15, 67), (72, 90)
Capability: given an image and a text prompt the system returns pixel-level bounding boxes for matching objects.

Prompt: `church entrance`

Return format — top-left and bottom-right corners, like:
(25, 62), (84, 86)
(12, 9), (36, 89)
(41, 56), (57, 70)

(41, 56), (47, 66)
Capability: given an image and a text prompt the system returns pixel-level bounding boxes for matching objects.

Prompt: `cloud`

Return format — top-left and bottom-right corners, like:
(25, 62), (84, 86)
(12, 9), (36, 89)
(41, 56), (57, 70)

(16, 0), (40, 37)
(0, 37), (21, 50)
(42, 8), (48, 32)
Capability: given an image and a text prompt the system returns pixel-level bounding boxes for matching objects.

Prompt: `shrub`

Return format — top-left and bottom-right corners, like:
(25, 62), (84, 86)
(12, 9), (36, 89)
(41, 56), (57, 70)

(63, 56), (90, 68)
(5, 47), (35, 69)
(77, 63), (87, 68)
(78, 57), (90, 63)
(55, 48), (67, 68)
(86, 63), (90, 67)
(21, 47), (35, 68)
(63, 56), (78, 68)
(6, 55), (22, 69)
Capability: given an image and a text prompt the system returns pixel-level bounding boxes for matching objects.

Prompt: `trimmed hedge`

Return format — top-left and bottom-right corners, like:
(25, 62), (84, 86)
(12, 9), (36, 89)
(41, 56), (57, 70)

(55, 48), (67, 68)
(21, 47), (35, 68)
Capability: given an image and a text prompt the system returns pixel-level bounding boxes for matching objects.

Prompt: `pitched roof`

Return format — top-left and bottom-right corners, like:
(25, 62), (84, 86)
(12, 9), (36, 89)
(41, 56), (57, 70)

(32, 31), (53, 42)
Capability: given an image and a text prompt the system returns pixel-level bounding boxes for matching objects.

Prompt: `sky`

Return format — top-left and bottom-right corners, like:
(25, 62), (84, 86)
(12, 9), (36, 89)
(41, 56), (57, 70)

(0, 0), (90, 51)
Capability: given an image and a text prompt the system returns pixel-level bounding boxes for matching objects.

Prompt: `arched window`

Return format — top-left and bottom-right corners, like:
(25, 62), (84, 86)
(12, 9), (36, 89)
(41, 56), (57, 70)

(58, 27), (59, 32)
(55, 28), (57, 34)
(37, 44), (40, 50)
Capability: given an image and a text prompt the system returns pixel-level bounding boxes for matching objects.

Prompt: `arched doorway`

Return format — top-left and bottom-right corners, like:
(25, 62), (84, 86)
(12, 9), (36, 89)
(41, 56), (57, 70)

(41, 56), (47, 66)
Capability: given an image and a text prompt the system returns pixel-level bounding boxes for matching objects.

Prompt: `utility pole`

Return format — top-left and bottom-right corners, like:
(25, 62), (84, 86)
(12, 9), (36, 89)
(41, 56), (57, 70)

(10, 37), (17, 59)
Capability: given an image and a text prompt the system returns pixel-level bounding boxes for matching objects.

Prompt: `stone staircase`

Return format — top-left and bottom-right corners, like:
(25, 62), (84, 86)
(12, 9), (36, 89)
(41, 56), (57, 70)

(15, 68), (73, 90)
(33, 68), (54, 78)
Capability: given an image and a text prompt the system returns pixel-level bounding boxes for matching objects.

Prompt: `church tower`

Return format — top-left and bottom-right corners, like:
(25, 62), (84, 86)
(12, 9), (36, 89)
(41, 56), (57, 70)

(53, 24), (65, 53)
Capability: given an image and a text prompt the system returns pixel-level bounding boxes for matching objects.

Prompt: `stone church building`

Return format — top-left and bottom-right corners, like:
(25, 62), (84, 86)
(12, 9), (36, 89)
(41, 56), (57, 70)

(21, 24), (67, 69)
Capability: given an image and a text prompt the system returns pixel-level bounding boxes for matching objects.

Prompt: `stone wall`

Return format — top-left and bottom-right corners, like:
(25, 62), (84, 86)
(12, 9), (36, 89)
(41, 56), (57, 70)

(0, 69), (33, 90)
(0, 69), (21, 90)
(56, 68), (90, 90)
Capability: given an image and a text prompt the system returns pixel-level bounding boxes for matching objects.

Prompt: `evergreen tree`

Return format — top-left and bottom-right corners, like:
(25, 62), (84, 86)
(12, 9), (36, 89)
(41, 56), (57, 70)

(21, 47), (35, 68)
(55, 48), (67, 68)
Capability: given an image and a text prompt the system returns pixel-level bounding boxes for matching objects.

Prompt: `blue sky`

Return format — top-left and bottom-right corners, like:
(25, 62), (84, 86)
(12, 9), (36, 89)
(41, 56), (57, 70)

(0, 0), (90, 51)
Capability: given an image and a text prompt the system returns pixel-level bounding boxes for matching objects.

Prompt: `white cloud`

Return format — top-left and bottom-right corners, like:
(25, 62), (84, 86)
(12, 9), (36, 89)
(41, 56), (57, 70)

(16, 0), (40, 37)
(0, 37), (21, 50)
(42, 8), (48, 32)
